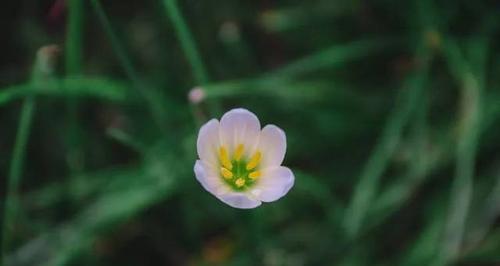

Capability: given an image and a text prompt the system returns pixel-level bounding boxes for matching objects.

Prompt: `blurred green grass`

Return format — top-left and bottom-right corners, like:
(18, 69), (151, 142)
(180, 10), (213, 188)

(1, 0), (500, 265)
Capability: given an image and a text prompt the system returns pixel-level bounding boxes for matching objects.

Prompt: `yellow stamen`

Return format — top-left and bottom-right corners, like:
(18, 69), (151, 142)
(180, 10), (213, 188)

(221, 167), (233, 179)
(246, 151), (261, 170)
(234, 144), (244, 161)
(249, 171), (261, 180)
(219, 147), (232, 170)
(235, 178), (245, 187)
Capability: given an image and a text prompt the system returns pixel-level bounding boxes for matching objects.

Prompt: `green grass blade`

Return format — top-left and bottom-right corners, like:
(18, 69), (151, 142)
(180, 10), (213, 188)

(89, 0), (138, 85)
(343, 47), (431, 238)
(436, 38), (485, 265)
(160, 0), (209, 85)
(7, 150), (181, 266)
(1, 45), (58, 263)
(1, 96), (36, 264)
(0, 84), (30, 106)
(90, 0), (167, 129)
(466, 170), (500, 252)
(65, 0), (84, 75)
(270, 39), (394, 78)
(367, 89), (429, 228)
(401, 199), (447, 266)
(106, 128), (146, 154)
(0, 77), (132, 106)
(65, 0), (85, 174)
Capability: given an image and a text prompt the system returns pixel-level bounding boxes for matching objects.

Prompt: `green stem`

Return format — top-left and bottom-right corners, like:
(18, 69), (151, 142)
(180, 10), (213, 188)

(65, 0), (85, 174)
(1, 96), (36, 264)
(161, 0), (209, 85)
(65, 0), (84, 74)
(160, 0), (218, 120)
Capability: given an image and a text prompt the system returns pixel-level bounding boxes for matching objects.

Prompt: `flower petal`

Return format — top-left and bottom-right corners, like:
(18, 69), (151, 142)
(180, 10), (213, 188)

(257, 125), (287, 168)
(219, 108), (261, 158)
(195, 160), (261, 209)
(217, 192), (262, 209)
(251, 166), (294, 202)
(194, 160), (225, 194)
(196, 119), (220, 165)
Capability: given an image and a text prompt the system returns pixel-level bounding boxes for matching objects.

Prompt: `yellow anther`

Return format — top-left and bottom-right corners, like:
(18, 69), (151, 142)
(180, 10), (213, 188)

(219, 147), (233, 170)
(246, 151), (261, 170)
(221, 167), (233, 179)
(235, 178), (245, 187)
(234, 144), (244, 161)
(249, 171), (261, 180)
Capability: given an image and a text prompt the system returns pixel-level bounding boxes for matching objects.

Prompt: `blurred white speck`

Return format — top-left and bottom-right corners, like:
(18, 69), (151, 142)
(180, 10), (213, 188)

(188, 86), (206, 104)
(218, 21), (241, 43)
(37, 44), (60, 76)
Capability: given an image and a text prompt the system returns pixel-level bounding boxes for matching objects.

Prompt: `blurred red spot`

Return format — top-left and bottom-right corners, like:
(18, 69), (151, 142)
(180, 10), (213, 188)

(48, 0), (66, 22)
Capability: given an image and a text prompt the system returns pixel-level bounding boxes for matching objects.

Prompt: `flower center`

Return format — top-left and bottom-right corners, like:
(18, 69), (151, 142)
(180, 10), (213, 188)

(219, 144), (261, 191)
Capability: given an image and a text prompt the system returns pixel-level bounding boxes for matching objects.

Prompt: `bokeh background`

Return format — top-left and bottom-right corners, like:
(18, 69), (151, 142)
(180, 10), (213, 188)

(1, 0), (500, 265)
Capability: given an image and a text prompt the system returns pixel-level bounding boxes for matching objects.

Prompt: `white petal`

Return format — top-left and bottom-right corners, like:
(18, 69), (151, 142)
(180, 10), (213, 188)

(196, 119), (220, 165)
(219, 108), (261, 158)
(252, 166), (294, 202)
(217, 192), (262, 209)
(257, 125), (287, 168)
(194, 160), (225, 194)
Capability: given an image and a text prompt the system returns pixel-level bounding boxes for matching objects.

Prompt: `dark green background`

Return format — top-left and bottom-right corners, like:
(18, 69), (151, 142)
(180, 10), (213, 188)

(1, 0), (500, 265)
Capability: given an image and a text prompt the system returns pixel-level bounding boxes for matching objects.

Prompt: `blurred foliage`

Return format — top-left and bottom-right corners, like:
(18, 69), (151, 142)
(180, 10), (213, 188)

(1, 0), (500, 265)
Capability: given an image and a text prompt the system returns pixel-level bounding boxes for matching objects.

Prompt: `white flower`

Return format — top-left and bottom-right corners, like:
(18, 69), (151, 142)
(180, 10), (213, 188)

(194, 108), (294, 209)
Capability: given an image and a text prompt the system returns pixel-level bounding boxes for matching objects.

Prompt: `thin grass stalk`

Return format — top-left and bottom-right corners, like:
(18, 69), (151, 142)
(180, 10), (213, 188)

(436, 38), (484, 266)
(161, 0), (209, 85)
(343, 46), (431, 238)
(90, 0), (166, 131)
(1, 96), (36, 265)
(65, 0), (85, 174)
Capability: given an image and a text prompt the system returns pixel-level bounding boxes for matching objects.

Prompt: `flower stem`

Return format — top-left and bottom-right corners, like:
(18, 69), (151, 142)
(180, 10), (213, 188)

(161, 0), (209, 85)
(160, 0), (219, 120)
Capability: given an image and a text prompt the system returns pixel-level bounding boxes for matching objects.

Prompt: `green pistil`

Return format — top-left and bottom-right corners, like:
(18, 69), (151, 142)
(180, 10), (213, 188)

(223, 159), (256, 191)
